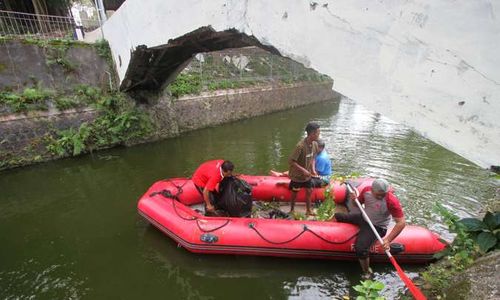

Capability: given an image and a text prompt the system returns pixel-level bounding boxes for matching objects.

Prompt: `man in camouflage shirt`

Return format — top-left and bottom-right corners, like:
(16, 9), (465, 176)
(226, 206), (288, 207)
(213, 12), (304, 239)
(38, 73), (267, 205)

(288, 122), (320, 216)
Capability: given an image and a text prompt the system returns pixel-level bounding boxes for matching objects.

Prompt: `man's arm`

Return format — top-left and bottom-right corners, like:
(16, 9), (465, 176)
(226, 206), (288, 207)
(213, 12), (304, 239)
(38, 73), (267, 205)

(311, 157), (317, 176)
(203, 176), (219, 212)
(203, 187), (215, 212)
(288, 159), (311, 177)
(382, 217), (406, 250)
(382, 193), (406, 249)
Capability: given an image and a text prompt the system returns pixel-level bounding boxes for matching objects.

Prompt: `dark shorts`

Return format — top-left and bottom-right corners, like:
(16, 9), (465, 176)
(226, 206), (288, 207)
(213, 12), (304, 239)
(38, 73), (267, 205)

(311, 177), (327, 188)
(289, 179), (313, 191)
(334, 213), (387, 259)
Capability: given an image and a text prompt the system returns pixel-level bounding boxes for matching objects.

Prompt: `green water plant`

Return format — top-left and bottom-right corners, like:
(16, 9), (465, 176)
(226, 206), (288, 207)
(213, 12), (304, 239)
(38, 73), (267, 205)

(291, 211), (306, 220)
(353, 280), (385, 300)
(316, 172), (361, 221)
(420, 203), (490, 295)
(317, 184), (336, 221)
(457, 210), (500, 253)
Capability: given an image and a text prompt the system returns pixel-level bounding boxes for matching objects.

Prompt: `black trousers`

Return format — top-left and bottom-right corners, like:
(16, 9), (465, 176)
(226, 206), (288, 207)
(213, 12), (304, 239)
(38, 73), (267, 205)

(334, 213), (387, 258)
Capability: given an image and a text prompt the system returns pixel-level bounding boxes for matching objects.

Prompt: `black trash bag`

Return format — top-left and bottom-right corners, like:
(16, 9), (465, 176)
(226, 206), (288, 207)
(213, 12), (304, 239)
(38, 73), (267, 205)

(216, 176), (253, 217)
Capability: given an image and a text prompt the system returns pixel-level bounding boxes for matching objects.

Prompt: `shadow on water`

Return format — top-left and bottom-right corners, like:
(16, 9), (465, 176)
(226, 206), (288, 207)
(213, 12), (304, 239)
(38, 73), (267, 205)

(0, 98), (497, 299)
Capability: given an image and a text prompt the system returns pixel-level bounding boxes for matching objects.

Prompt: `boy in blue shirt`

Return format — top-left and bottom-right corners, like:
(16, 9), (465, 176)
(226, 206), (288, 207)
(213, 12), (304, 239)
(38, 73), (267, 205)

(315, 139), (332, 185)
(270, 139), (333, 186)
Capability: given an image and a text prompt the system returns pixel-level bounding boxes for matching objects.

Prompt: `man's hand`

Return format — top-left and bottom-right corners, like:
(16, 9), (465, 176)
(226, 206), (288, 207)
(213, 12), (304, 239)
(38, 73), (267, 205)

(303, 170), (312, 178)
(382, 237), (391, 250)
(206, 203), (215, 212)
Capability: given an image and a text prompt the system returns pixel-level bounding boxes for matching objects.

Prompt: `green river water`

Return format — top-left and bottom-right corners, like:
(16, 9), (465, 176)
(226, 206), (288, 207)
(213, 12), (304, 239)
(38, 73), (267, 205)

(0, 97), (497, 299)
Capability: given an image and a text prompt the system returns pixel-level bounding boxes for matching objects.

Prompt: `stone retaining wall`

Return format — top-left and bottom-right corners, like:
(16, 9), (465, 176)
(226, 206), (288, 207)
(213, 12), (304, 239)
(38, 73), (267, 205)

(0, 81), (338, 169)
(149, 81), (338, 139)
(0, 108), (98, 166)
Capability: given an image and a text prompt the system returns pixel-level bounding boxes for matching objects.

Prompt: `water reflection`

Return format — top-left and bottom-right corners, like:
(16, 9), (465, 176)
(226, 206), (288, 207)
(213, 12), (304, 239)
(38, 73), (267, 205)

(0, 259), (88, 300)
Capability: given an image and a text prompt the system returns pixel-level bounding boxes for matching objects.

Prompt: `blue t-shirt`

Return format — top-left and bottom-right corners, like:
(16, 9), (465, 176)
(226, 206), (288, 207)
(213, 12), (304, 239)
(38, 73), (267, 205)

(315, 150), (332, 177)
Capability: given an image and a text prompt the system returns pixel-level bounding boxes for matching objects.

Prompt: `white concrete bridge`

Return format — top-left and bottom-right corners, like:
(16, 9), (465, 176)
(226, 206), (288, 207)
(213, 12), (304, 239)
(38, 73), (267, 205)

(97, 0), (500, 169)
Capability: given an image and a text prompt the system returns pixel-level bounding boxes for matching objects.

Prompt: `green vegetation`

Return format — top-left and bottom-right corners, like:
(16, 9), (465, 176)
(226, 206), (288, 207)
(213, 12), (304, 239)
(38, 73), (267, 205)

(46, 53), (77, 72)
(291, 211), (306, 220)
(317, 182), (336, 221)
(353, 280), (385, 300)
(47, 92), (153, 157)
(0, 37), (135, 170)
(0, 84), (105, 113)
(42, 39), (78, 72)
(168, 73), (202, 98)
(167, 50), (332, 98)
(0, 87), (54, 112)
(94, 39), (112, 61)
(457, 210), (499, 252)
(0, 89), (154, 170)
(316, 172), (361, 221)
(420, 204), (499, 296)
(4, 37), (105, 74)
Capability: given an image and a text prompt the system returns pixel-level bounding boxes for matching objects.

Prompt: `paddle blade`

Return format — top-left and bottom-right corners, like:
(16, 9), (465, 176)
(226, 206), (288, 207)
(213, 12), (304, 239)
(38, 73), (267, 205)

(389, 256), (427, 300)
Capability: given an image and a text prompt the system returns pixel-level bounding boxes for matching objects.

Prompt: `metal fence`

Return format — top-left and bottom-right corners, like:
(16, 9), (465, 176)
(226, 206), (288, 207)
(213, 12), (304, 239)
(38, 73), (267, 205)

(0, 10), (100, 40)
(184, 48), (330, 89)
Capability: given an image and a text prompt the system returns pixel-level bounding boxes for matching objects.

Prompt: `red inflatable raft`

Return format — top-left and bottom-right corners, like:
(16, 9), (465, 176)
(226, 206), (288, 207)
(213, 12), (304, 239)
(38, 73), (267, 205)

(138, 175), (446, 263)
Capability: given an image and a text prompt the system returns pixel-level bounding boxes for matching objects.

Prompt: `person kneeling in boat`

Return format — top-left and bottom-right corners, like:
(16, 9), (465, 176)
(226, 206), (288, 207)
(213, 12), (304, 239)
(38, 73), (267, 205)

(288, 122), (320, 216)
(334, 178), (406, 278)
(313, 139), (332, 186)
(270, 139), (332, 187)
(192, 160), (234, 216)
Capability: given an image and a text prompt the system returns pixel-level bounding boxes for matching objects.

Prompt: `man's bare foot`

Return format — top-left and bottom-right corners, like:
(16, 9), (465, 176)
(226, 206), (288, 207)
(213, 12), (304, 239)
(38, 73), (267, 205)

(269, 170), (283, 177)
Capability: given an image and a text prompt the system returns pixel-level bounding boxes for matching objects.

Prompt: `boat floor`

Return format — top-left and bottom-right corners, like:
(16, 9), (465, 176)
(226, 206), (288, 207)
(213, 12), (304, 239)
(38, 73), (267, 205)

(189, 202), (349, 220)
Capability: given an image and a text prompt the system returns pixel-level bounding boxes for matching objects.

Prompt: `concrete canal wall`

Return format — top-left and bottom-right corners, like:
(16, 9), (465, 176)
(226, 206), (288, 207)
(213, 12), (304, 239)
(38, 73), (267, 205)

(0, 81), (336, 170)
(150, 81), (337, 138)
(0, 37), (337, 170)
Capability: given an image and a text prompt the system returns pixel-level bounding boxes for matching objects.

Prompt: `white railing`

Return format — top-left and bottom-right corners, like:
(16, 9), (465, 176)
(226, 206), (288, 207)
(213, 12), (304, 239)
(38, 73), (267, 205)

(0, 10), (100, 40)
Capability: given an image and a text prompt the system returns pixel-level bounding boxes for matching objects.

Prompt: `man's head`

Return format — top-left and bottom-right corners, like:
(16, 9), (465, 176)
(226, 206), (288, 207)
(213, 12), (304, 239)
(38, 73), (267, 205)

(317, 139), (325, 153)
(221, 160), (234, 177)
(371, 178), (389, 200)
(305, 122), (320, 141)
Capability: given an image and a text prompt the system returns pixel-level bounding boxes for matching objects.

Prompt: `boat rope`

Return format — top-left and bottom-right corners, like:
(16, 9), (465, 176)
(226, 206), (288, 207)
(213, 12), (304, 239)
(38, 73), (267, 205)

(150, 179), (360, 243)
(248, 223), (308, 245)
(248, 223), (359, 245)
(196, 219), (231, 233)
(305, 226), (359, 244)
(150, 179), (232, 233)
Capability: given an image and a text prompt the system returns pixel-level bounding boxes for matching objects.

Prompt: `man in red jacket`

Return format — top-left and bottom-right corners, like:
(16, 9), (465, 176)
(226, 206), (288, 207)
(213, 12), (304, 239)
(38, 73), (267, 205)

(192, 160), (234, 214)
(334, 178), (406, 278)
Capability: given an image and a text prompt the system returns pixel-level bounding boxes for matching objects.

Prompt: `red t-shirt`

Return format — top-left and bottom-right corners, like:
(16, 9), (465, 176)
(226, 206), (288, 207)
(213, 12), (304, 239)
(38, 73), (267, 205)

(192, 160), (224, 192)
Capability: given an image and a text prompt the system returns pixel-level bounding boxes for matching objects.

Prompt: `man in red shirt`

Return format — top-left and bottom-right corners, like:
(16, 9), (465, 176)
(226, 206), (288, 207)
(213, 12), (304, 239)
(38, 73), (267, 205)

(192, 160), (234, 214)
(334, 178), (406, 278)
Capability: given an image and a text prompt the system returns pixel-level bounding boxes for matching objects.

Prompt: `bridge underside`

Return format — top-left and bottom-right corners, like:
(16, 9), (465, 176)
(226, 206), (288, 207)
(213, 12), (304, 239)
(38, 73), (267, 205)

(101, 0), (500, 169)
(121, 27), (278, 91)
